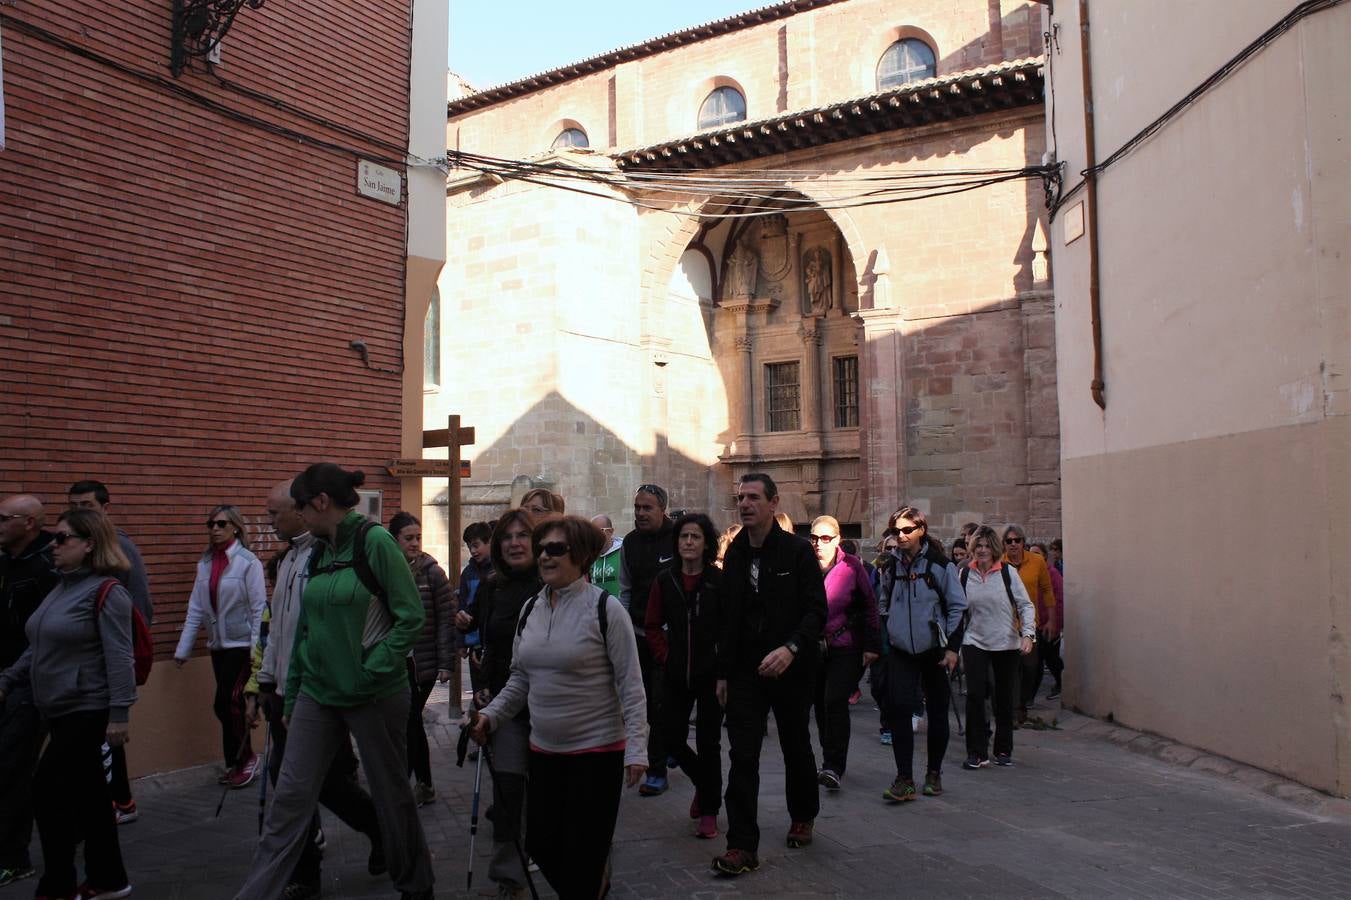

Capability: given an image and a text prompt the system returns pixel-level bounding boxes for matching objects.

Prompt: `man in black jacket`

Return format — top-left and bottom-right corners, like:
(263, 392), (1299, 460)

(712, 474), (827, 877)
(619, 483), (675, 795)
(0, 495), (56, 887)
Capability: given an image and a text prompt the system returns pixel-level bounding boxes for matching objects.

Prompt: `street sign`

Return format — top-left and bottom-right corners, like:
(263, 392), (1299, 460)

(423, 426), (475, 448)
(386, 459), (471, 478)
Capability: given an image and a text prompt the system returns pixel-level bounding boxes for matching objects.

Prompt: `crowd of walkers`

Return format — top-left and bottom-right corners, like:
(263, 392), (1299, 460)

(0, 467), (1064, 899)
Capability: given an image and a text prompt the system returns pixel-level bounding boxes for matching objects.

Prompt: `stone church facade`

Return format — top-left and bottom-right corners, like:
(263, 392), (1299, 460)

(428, 0), (1059, 546)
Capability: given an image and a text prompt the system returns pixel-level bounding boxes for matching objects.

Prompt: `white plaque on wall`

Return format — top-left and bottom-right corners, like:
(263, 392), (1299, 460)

(357, 159), (402, 205)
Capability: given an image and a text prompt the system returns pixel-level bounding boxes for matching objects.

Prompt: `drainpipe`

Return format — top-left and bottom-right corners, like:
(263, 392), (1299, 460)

(1079, 0), (1106, 409)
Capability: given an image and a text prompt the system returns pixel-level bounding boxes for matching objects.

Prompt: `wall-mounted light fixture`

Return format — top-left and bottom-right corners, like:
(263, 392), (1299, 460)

(171, 0), (266, 77)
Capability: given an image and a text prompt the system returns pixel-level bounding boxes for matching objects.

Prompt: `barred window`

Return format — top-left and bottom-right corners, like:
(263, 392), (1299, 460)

(833, 356), (858, 427)
(765, 362), (801, 432)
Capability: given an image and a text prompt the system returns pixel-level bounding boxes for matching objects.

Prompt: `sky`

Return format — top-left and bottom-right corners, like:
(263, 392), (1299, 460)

(448, 0), (770, 90)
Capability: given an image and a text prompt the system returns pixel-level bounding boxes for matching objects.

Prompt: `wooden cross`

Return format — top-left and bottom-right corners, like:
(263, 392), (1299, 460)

(388, 414), (475, 583)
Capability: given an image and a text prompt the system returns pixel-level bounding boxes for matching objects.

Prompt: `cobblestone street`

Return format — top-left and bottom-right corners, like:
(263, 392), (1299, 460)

(6, 681), (1350, 900)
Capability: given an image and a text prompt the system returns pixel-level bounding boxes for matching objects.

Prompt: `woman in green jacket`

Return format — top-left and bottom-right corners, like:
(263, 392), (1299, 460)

(236, 463), (434, 900)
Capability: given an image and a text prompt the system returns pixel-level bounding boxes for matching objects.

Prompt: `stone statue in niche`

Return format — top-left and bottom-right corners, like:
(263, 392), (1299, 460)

(802, 246), (833, 316)
(757, 214), (791, 283)
(725, 233), (759, 300)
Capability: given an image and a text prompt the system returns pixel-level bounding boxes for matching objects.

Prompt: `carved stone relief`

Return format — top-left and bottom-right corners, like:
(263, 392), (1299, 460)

(802, 246), (833, 316)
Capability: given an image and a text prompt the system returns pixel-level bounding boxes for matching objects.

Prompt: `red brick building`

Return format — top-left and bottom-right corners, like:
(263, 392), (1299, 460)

(0, 1), (447, 772)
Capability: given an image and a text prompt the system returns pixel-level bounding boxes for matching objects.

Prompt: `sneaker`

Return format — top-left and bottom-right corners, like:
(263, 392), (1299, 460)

(280, 884), (321, 900)
(227, 753), (259, 789)
(638, 774), (668, 796)
(113, 800), (139, 825)
(313, 826), (327, 851)
(962, 753), (990, 770)
(816, 768), (841, 791)
(413, 782), (436, 806)
(922, 770), (943, 796)
(696, 814), (718, 839)
(0, 865), (35, 887)
(879, 730), (893, 745)
(1047, 686), (1062, 700)
(711, 848), (759, 876)
(367, 840), (387, 876)
(882, 777), (917, 803)
(994, 753), (1014, 767)
(217, 766), (233, 785)
(689, 797), (701, 820)
(848, 689), (862, 705)
(77, 884), (133, 899)
(786, 820), (813, 848)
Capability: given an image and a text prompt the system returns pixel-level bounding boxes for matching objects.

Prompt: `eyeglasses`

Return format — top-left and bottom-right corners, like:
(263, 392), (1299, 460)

(897, 524), (923, 535)
(1004, 536), (1024, 545)
(207, 519), (232, 529)
(537, 541), (570, 558)
(52, 531), (80, 545)
(808, 534), (837, 544)
(0, 513), (23, 522)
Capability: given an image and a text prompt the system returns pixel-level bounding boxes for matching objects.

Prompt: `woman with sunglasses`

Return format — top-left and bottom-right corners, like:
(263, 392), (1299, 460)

(454, 507), (541, 897)
(173, 504), (266, 788)
(808, 516), (880, 792)
(878, 507), (966, 803)
(0, 508), (135, 900)
(470, 515), (647, 899)
(1002, 524), (1057, 723)
(960, 526), (1035, 769)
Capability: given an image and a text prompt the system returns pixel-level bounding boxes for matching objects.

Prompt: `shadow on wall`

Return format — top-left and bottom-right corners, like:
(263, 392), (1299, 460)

(938, 3), (1046, 73)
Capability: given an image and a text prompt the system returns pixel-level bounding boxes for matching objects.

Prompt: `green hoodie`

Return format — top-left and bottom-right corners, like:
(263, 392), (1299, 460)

(284, 511), (424, 714)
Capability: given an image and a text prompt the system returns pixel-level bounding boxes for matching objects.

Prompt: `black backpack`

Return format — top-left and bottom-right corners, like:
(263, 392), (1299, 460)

(960, 564), (1023, 635)
(307, 518), (387, 606)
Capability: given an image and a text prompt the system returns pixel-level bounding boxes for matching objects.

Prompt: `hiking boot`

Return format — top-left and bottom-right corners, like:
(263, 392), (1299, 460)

(113, 800), (139, 825)
(280, 883), (321, 900)
(711, 848), (759, 876)
(638, 774), (668, 796)
(817, 768), (842, 791)
(77, 883), (133, 899)
(962, 753), (990, 770)
(413, 782), (436, 806)
(0, 865), (35, 887)
(786, 820), (813, 848)
(994, 753), (1014, 767)
(696, 814), (718, 840)
(227, 753), (259, 789)
(879, 730), (893, 745)
(882, 777), (917, 803)
(922, 770), (943, 796)
(367, 840), (387, 876)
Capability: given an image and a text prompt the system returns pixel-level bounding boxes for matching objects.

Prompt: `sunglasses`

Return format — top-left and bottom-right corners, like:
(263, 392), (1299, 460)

(808, 533), (837, 544)
(52, 531), (81, 545)
(0, 513), (24, 523)
(1004, 536), (1024, 545)
(207, 519), (232, 529)
(898, 524), (923, 535)
(537, 541), (570, 558)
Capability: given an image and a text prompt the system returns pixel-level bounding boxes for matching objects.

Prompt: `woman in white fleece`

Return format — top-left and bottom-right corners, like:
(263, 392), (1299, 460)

(471, 514), (647, 899)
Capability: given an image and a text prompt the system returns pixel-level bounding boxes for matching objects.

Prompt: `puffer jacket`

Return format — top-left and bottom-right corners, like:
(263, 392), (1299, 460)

(885, 539), (968, 656)
(409, 551), (455, 684)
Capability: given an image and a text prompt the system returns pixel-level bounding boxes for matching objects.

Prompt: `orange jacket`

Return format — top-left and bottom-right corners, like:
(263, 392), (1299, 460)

(1003, 550), (1057, 633)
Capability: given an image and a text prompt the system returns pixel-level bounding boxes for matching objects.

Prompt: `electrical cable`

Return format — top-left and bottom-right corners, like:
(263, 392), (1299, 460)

(1050, 0), (1344, 218)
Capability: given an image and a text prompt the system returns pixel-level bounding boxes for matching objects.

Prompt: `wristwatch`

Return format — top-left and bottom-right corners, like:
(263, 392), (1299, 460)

(784, 640), (800, 655)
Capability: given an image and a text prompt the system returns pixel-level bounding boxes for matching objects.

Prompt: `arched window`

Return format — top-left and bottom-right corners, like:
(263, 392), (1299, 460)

(551, 127), (589, 149)
(877, 38), (936, 89)
(697, 86), (746, 130)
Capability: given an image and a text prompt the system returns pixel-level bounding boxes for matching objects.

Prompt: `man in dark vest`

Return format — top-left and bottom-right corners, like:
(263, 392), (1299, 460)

(619, 483), (674, 795)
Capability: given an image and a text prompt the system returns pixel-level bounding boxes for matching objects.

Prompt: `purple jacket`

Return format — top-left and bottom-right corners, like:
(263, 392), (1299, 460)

(823, 552), (881, 654)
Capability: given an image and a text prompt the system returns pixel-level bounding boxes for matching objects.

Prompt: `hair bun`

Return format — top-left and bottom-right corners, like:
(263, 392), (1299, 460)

(349, 470), (366, 489)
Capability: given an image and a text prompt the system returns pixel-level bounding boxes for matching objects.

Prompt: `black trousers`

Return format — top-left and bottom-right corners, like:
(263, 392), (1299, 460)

(662, 671), (722, 815)
(107, 745), (132, 805)
(813, 650), (865, 775)
(0, 695), (42, 869)
(405, 660), (435, 785)
(211, 647), (253, 767)
(637, 640), (666, 776)
(526, 749), (623, 900)
(724, 664), (819, 853)
(962, 646), (1019, 758)
(1019, 633), (1064, 706)
(34, 711), (127, 896)
(868, 654), (891, 733)
(264, 693), (381, 886)
(882, 649), (950, 780)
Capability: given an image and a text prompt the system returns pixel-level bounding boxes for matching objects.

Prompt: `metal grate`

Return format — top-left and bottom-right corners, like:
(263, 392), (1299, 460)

(765, 361), (801, 432)
(833, 355), (858, 427)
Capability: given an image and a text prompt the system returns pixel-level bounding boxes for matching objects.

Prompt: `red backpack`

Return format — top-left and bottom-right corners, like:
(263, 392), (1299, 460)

(96, 579), (154, 686)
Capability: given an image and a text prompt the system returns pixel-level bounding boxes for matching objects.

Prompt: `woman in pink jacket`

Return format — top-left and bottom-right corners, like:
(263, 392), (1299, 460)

(809, 516), (881, 791)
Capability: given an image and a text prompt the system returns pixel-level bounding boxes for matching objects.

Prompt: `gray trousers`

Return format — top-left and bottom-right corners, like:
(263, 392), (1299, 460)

(488, 714), (529, 889)
(236, 690), (434, 899)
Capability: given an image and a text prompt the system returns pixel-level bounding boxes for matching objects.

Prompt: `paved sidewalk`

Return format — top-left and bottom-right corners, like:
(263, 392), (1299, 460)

(6, 685), (1351, 899)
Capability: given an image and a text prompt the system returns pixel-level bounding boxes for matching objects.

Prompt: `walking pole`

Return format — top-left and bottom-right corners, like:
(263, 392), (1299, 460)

(257, 721), (272, 836)
(481, 740), (540, 900)
(948, 667), (964, 736)
(214, 733), (256, 818)
(467, 740), (484, 891)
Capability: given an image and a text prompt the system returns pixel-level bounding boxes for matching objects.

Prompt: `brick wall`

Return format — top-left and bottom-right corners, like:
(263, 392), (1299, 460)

(0, 2), (412, 656)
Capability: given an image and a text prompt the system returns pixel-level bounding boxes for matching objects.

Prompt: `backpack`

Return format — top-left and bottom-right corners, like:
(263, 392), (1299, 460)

(516, 588), (611, 656)
(960, 564), (1023, 636)
(96, 578), (154, 686)
(307, 518), (385, 602)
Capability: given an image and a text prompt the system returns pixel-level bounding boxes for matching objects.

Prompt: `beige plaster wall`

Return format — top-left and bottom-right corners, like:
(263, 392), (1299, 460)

(127, 658), (227, 777)
(1048, 0), (1351, 792)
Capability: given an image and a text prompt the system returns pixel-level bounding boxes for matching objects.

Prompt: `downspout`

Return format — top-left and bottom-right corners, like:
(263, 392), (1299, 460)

(1079, 0), (1106, 409)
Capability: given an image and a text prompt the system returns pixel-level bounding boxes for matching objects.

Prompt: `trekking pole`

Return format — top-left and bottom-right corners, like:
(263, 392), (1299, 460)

(481, 740), (540, 900)
(257, 721), (272, 836)
(460, 710), (485, 892)
(214, 733), (256, 818)
(948, 667), (964, 736)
